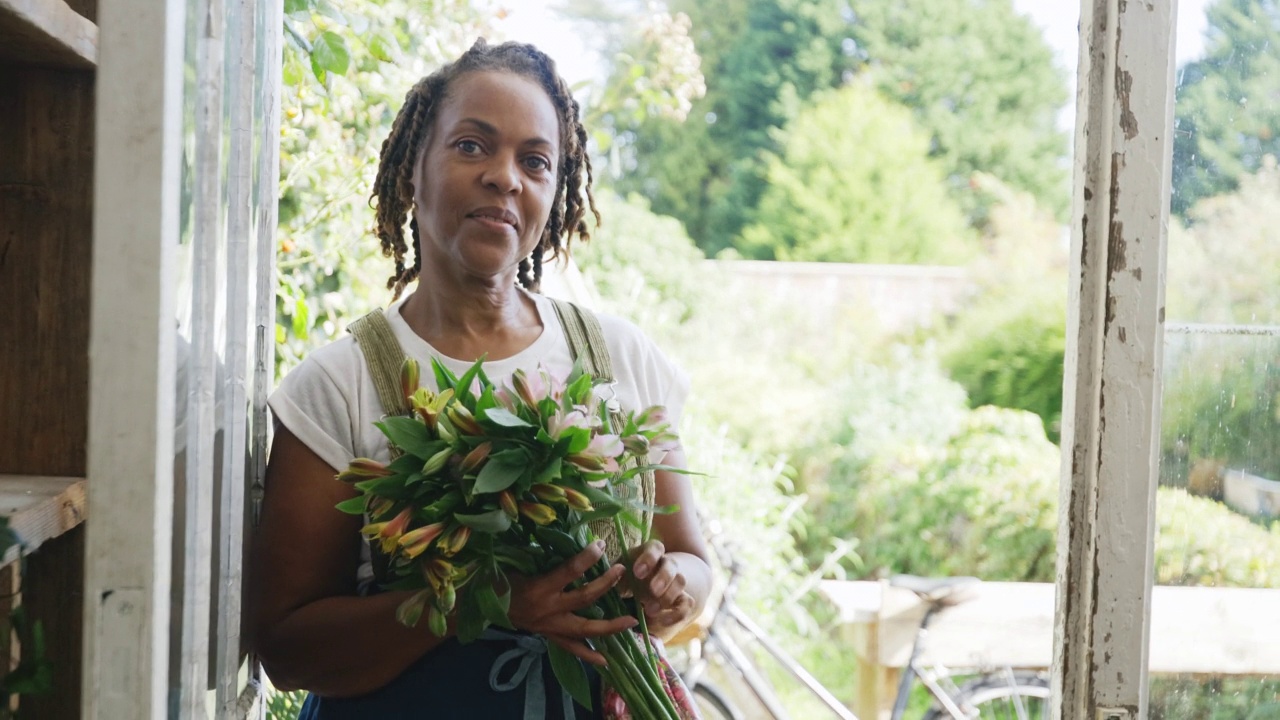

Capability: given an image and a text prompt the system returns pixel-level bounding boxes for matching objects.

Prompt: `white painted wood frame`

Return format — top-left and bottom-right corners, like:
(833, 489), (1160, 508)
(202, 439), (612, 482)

(83, 0), (187, 714)
(1054, 0), (1178, 718)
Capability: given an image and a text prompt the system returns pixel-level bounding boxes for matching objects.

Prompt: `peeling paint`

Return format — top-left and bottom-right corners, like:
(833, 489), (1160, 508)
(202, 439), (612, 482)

(1117, 68), (1139, 140)
(1118, 327), (1126, 343)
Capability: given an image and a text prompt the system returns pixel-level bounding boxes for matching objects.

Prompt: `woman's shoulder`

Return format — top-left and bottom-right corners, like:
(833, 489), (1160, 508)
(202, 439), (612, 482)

(279, 332), (367, 391)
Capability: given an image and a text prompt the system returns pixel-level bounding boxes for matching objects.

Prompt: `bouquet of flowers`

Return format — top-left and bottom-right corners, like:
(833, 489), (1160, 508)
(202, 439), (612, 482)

(335, 356), (694, 719)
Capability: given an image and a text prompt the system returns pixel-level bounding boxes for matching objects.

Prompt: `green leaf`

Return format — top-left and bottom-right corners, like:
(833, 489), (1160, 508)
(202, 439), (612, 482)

(334, 495), (367, 515)
(396, 589), (430, 628)
(455, 358), (487, 405)
(533, 457), (562, 485)
(564, 428), (590, 455)
(453, 509), (512, 534)
(353, 473), (408, 497)
(283, 0), (312, 14)
(473, 581), (514, 630)
(282, 53), (304, 86)
(431, 356), (459, 391)
(375, 416), (439, 459)
(484, 407), (532, 428)
(494, 546), (538, 574)
(473, 456), (524, 493)
(310, 31), (350, 76)
(547, 643), (593, 711)
(367, 31), (397, 62)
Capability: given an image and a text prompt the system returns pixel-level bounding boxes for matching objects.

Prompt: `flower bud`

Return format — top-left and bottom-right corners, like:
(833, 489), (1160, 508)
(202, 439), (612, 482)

(459, 441), (492, 474)
(498, 490), (518, 519)
(428, 606), (448, 637)
(519, 502), (557, 526)
(421, 446), (453, 476)
(562, 488), (594, 512)
(367, 496), (395, 518)
(530, 483), (567, 503)
(440, 525), (471, 556)
(437, 582), (457, 613)
(400, 358), (421, 400)
(446, 405), (483, 435)
(398, 522), (446, 559)
(337, 458), (394, 483)
(622, 434), (650, 456)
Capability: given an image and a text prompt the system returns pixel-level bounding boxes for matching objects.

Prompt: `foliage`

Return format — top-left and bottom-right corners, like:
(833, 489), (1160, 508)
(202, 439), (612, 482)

(942, 293), (1066, 442)
(1166, 158), (1280, 325)
(582, 0), (855, 254)
(847, 0), (1070, 220)
(1171, 0), (1280, 216)
(939, 174), (1069, 440)
(738, 81), (976, 263)
(1155, 489), (1280, 587)
(1150, 676), (1280, 720)
(1161, 333), (1280, 487)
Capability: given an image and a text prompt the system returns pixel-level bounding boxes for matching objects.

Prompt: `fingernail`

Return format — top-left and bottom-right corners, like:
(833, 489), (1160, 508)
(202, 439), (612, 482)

(634, 562), (650, 579)
(593, 539), (606, 551)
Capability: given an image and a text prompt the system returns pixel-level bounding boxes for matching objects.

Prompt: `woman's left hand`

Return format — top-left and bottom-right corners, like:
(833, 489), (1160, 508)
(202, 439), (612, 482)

(625, 539), (698, 634)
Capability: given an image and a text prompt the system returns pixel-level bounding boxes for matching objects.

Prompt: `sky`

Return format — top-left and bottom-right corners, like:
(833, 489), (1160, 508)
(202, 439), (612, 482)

(495, 0), (1218, 91)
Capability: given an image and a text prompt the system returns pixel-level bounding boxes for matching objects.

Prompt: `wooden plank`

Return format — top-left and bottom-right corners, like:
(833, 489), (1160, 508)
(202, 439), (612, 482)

(822, 580), (1280, 676)
(22, 523), (85, 719)
(0, 0), (97, 68)
(0, 475), (87, 563)
(0, 68), (94, 478)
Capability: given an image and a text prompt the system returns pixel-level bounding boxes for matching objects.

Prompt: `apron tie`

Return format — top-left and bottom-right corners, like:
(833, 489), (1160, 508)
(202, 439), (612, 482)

(483, 628), (577, 720)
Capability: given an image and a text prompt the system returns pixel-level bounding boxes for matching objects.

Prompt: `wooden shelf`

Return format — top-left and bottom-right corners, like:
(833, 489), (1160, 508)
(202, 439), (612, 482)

(0, 475), (86, 564)
(0, 0), (97, 69)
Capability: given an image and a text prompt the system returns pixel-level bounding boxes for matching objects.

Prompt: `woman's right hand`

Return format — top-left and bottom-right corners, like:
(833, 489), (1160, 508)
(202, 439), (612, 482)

(506, 539), (638, 665)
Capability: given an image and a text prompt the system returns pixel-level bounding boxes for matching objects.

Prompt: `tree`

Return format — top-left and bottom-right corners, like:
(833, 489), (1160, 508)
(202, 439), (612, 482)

(739, 82), (976, 263)
(595, 0), (855, 254)
(1171, 0), (1280, 216)
(847, 0), (1070, 219)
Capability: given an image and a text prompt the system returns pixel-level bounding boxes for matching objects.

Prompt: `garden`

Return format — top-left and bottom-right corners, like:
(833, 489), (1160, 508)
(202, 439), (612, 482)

(267, 0), (1280, 716)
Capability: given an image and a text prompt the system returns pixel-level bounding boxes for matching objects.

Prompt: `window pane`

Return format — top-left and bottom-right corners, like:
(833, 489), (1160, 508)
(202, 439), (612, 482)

(1155, 0), (1280, 713)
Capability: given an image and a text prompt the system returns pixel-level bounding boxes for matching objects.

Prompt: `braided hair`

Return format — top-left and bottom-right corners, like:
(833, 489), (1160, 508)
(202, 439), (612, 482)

(371, 38), (600, 298)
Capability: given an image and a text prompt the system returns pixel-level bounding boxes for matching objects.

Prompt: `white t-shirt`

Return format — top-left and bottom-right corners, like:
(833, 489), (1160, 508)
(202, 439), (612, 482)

(267, 291), (690, 589)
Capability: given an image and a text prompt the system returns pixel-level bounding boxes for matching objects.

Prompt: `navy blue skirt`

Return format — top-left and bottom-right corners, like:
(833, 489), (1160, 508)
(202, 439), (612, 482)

(297, 632), (603, 720)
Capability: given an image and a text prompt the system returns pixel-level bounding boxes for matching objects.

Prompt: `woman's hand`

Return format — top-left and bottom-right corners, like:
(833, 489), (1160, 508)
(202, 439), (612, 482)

(506, 538), (639, 665)
(626, 539), (698, 636)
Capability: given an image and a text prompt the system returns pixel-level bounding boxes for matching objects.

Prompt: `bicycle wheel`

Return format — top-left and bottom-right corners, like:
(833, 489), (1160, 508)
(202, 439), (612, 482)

(692, 682), (743, 720)
(922, 672), (1050, 720)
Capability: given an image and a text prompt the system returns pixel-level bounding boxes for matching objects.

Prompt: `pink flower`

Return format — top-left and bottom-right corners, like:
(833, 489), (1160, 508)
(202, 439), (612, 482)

(548, 408), (592, 439)
(568, 434), (624, 473)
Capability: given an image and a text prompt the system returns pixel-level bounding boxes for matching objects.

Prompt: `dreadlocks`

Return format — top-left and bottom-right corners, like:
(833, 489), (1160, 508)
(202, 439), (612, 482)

(371, 38), (600, 298)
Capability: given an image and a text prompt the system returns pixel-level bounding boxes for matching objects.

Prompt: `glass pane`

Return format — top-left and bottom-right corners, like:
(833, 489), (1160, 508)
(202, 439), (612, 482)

(1155, 0), (1280, 713)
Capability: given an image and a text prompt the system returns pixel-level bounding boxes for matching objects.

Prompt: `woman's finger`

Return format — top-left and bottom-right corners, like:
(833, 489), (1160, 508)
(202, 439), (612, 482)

(548, 539), (608, 590)
(563, 563), (626, 611)
(545, 633), (608, 667)
(629, 540), (665, 581)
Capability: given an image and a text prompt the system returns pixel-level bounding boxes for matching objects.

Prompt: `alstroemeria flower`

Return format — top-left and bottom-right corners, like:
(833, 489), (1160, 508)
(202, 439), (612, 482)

(440, 525), (471, 556)
(400, 358), (420, 401)
(547, 408), (589, 439)
(562, 488), (594, 512)
(421, 446), (453, 476)
(459, 442), (492, 474)
(412, 387), (453, 429)
(635, 406), (670, 434)
(422, 557), (455, 594)
(367, 496), (395, 518)
(621, 434), (650, 457)
(568, 434), (624, 474)
(511, 368), (549, 408)
(337, 458), (394, 483)
(530, 483), (567, 503)
(518, 502), (557, 525)
(398, 522), (446, 560)
(362, 507), (412, 553)
(446, 405), (483, 435)
(498, 490), (518, 519)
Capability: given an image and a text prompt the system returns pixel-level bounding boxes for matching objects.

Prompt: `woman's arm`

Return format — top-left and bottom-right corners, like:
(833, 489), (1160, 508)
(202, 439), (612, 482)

(248, 426), (450, 696)
(627, 446), (713, 640)
(249, 426), (638, 697)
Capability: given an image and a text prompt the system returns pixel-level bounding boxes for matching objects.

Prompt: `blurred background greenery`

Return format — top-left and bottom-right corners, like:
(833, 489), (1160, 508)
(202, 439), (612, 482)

(267, 0), (1280, 716)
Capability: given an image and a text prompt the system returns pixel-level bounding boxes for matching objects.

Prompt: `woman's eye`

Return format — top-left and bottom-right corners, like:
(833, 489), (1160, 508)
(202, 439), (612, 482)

(524, 156), (552, 172)
(457, 140), (482, 154)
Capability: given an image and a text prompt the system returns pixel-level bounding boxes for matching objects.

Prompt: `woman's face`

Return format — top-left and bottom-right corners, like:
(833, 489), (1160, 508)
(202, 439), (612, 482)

(412, 70), (561, 284)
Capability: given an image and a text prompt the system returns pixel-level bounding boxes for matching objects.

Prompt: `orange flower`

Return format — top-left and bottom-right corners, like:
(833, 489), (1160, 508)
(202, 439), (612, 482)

(398, 522), (446, 560)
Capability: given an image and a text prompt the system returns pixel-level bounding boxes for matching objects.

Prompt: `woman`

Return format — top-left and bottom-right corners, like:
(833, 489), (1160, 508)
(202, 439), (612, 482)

(249, 39), (711, 718)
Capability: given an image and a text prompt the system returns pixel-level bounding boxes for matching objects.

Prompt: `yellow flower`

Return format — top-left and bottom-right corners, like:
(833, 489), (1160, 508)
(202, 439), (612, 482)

(362, 507), (412, 554)
(519, 502), (557, 526)
(440, 525), (472, 556)
(337, 458), (394, 483)
(398, 522), (446, 560)
(530, 483), (566, 503)
(562, 488), (594, 512)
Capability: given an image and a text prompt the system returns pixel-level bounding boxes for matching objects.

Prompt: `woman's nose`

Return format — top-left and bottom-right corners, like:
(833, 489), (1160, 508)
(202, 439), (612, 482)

(481, 154), (521, 194)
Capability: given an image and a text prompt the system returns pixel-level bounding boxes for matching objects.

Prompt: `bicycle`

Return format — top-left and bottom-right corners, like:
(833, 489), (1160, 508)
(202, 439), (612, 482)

(674, 519), (1050, 719)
